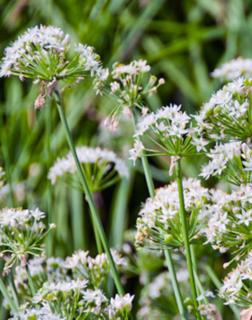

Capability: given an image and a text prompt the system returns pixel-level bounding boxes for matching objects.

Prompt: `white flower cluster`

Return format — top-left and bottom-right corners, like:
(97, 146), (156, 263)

(0, 207), (45, 228)
(135, 178), (210, 248)
(202, 184), (252, 257)
(0, 25), (108, 92)
(48, 146), (128, 191)
(10, 249), (132, 319)
(220, 251), (252, 307)
(130, 104), (194, 162)
(193, 77), (251, 145)
(212, 57), (252, 81)
(0, 208), (54, 273)
(200, 141), (241, 179)
(104, 60), (164, 131)
(10, 305), (64, 320)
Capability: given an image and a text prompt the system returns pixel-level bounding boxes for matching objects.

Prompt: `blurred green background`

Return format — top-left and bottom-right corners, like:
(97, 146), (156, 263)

(0, 0), (252, 318)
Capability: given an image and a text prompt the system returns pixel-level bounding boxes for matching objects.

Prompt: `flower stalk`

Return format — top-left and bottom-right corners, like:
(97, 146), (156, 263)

(175, 159), (201, 319)
(0, 277), (18, 314)
(53, 88), (124, 295)
(140, 152), (187, 320)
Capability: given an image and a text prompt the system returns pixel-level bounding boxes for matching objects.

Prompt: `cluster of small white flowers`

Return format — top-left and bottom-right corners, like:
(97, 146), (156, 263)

(0, 25), (108, 92)
(203, 184), (252, 256)
(108, 293), (134, 318)
(135, 178), (210, 247)
(105, 60), (164, 132)
(48, 146), (128, 185)
(130, 104), (193, 161)
(193, 77), (251, 144)
(65, 250), (89, 269)
(112, 60), (151, 79)
(0, 208), (54, 273)
(33, 279), (87, 303)
(81, 289), (108, 314)
(219, 252), (252, 306)
(200, 141), (241, 179)
(135, 104), (190, 138)
(0, 25), (69, 78)
(212, 57), (252, 81)
(0, 207), (45, 228)
(10, 304), (65, 320)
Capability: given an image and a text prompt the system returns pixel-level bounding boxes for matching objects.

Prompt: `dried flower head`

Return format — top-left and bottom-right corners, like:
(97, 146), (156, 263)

(135, 178), (210, 249)
(48, 146), (128, 192)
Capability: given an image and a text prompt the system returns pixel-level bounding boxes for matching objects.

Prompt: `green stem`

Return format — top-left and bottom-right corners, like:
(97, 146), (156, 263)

(164, 250), (187, 320)
(26, 265), (36, 296)
(175, 159), (201, 319)
(141, 155), (155, 197)
(0, 277), (18, 314)
(54, 89), (124, 295)
(140, 153), (187, 319)
(45, 101), (54, 256)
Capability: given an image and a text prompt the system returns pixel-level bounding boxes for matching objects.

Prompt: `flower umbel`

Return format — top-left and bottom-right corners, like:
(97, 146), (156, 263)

(48, 146), (128, 192)
(135, 178), (210, 249)
(130, 104), (195, 162)
(0, 25), (108, 93)
(0, 208), (54, 273)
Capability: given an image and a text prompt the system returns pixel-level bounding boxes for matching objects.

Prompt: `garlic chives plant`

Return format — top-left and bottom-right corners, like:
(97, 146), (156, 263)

(110, 61), (187, 319)
(131, 104), (202, 319)
(0, 24), (124, 296)
(54, 86), (124, 295)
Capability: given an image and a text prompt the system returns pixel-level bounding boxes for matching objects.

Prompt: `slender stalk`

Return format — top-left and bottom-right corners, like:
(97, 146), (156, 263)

(141, 155), (155, 197)
(45, 101), (54, 256)
(0, 278), (18, 314)
(53, 89), (124, 295)
(132, 112), (186, 318)
(175, 159), (201, 319)
(140, 152), (187, 319)
(164, 250), (187, 319)
(9, 270), (19, 308)
(26, 265), (36, 296)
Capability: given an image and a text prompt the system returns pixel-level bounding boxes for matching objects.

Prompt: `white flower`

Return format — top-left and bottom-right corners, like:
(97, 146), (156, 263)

(212, 57), (252, 81)
(202, 185), (252, 256)
(129, 139), (144, 163)
(135, 178), (210, 247)
(108, 293), (134, 317)
(48, 146), (128, 188)
(0, 208), (45, 228)
(135, 104), (190, 138)
(112, 60), (150, 78)
(65, 250), (89, 269)
(200, 141), (241, 179)
(10, 304), (65, 320)
(194, 77), (251, 144)
(81, 289), (108, 314)
(33, 279), (87, 303)
(0, 25), (108, 93)
(219, 252), (252, 306)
